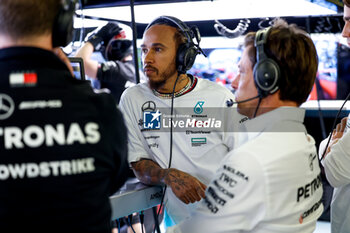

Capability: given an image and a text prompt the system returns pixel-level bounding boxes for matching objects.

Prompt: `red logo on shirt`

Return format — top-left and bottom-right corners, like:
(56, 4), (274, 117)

(9, 72), (38, 87)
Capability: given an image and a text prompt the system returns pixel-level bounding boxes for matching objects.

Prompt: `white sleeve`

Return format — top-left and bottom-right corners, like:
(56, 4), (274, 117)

(318, 136), (330, 165)
(167, 150), (266, 233)
(324, 131), (350, 187)
(119, 91), (153, 163)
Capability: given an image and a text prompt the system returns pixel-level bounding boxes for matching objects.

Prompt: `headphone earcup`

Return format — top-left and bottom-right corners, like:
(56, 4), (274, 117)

(176, 43), (198, 74)
(52, 0), (75, 47)
(253, 58), (280, 97)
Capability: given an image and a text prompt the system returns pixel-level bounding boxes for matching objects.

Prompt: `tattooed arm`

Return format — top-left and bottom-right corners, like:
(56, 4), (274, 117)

(131, 159), (207, 204)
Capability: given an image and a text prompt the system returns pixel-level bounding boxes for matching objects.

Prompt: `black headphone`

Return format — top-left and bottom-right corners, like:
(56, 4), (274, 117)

(145, 15), (203, 74)
(52, 0), (76, 47)
(253, 26), (280, 98)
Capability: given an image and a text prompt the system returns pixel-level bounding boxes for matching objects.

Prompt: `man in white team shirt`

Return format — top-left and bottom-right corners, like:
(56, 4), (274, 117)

(119, 15), (245, 225)
(166, 18), (323, 233)
(318, 1), (350, 232)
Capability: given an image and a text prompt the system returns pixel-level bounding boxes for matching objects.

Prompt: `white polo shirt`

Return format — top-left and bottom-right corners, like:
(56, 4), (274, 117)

(167, 107), (323, 233)
(119, 76), (246, 223)
(322, 131), (350, 233)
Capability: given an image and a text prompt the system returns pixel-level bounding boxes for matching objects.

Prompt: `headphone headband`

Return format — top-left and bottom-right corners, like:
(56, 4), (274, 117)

(145, 15), (202, 74)
(253, 26), (280, 97)
(145, 16), (193, 44)
(255, 27), (271, 61)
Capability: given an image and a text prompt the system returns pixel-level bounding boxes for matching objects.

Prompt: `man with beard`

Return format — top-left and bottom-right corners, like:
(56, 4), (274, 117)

(119, 16), (245, 227)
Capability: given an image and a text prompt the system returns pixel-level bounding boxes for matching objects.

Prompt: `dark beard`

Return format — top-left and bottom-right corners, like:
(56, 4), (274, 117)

(148, 62), (177, 92)
(148, 77), (166, 90)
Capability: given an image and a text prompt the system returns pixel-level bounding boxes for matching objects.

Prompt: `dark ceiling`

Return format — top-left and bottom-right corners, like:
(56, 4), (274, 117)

(80, 0), (344, 9)
(81, 0), (207, 9)
(75, 14), (344, 41)
(74, 0), (344, 40)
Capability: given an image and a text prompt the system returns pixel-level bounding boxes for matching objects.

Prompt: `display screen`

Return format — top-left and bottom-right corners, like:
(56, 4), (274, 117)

(69, 57), (86, 80)
(187, 33), (342, 101)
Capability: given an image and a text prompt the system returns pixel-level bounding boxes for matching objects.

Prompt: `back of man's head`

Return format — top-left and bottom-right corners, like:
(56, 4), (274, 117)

(268, 19), (318, 106)
(244, 18), (318, 106)
(0, 0), (61, 40)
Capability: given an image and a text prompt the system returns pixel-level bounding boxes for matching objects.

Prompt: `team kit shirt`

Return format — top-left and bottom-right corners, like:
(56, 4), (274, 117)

(119, 75), (246, 223)
(320, 131), (350, 233)
(167, 107), (323, 233)
(0, 47), (129, 233)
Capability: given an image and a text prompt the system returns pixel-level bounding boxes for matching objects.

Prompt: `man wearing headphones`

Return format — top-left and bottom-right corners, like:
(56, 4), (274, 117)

(318, 1), (350, 232)
(75, 22), (139, 104)
(0, 0), (129, 232)
(119, 16), (245, 226)
(166, 18), (323, 233)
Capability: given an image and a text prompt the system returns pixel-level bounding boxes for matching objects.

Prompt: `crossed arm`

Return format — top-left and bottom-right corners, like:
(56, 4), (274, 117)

(323, 117), (350, 187)
(131, 159), (206, 204)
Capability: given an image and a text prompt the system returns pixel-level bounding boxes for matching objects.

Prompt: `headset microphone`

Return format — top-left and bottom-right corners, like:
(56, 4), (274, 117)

(226, 95), (260, 107)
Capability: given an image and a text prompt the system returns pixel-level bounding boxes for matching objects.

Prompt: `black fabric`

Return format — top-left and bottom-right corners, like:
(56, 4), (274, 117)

(319, 161), (333, 222)
(0, 47), (129, 233)
(96, 60), (137, 103)
(110, 207), (164, 233)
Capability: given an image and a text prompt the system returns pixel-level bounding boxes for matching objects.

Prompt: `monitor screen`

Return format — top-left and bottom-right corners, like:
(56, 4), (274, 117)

(187, 33), (341, 101)
(69, 57), (86, 80)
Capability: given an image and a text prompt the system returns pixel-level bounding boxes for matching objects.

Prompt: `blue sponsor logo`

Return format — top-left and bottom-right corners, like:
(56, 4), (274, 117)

(143, 110), (161, 129)
(194, 101), (204, 114)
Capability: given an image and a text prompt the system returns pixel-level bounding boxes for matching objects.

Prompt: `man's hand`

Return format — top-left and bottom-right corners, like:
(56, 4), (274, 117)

(325, 117), (347, 156)
(86, 22), (122, 50)
(163, 168), (206, 204)
(131, 159), (206, 204)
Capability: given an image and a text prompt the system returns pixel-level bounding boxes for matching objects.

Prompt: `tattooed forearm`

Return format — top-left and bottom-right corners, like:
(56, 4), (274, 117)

(165, 169), (189, 187)
(131, 159), (167, 185)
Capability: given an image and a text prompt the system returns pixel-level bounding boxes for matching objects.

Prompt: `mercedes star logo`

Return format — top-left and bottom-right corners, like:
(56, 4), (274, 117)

(0, 94), (15, 120)
(141, 101), (156, 112)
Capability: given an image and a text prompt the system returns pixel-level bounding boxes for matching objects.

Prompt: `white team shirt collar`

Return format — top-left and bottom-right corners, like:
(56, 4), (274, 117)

(242, 107), (306, 139)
